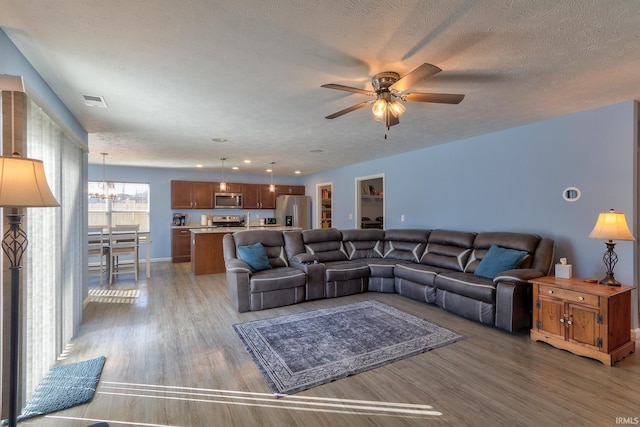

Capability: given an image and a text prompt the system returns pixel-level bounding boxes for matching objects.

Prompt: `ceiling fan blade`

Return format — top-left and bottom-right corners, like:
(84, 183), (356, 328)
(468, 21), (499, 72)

(321, 83), (374, 96)
(325, 101), (372, 119)
(403, 92), (465, 104)
(390, 63), (442, 92)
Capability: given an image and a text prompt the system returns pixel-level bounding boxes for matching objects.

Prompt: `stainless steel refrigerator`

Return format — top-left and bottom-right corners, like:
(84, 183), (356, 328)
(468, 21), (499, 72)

(275, 195), (311, 229)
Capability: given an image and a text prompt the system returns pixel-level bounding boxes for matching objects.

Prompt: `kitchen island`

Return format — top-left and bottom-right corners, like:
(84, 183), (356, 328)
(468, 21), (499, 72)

(190, 226), (301, 275)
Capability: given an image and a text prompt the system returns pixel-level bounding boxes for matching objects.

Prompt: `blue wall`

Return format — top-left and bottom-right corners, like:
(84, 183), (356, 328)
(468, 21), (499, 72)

(303, 101), (637, 288)
(0, 29), (87, 143)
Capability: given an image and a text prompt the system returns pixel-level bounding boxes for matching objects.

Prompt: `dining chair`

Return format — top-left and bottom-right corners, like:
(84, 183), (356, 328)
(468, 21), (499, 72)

(87, 226), (108, 284)
(109, 230), (138, 284)
(111, 224), (139, 232)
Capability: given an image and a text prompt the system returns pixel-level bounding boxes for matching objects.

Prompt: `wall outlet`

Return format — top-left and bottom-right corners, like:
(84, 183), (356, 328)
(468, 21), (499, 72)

(401, 214), (405, 222)
(348, 213), (353, 220)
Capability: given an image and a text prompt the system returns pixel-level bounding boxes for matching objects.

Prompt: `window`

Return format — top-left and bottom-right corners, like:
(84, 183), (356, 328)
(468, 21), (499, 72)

(88, 181), (150, 231)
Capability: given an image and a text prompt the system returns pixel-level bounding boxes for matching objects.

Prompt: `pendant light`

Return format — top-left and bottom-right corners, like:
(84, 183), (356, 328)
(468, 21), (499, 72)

(219, 157), (227, 191)
(90, 153), (116, 200)
(268, 162), (276, 192)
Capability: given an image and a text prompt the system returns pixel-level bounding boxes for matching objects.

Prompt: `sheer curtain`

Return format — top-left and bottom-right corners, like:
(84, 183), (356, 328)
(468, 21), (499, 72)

(23, 98), (84, 397)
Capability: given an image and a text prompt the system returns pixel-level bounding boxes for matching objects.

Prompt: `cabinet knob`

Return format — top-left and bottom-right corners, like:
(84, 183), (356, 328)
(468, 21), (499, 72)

(567, 320), (573, 325)
(548, 290), (554, 294)
(578, 296), (584, 301)
(560, 318), (565, 323)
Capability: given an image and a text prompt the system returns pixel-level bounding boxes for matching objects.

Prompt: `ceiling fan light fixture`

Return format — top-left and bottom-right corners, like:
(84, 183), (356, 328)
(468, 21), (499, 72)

(388, 99), (406, 118)
(372, 98), (387, 121)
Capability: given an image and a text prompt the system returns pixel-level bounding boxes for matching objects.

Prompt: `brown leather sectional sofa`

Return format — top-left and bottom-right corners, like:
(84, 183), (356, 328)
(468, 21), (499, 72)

(222, 228), (555, 332)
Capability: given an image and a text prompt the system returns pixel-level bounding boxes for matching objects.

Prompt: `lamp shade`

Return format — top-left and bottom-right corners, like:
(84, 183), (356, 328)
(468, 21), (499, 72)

(0, 156), (59, 208)
(588, 209), (635, 241)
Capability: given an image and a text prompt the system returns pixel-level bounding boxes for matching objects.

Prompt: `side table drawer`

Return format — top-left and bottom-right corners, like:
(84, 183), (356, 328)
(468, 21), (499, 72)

(539, 285), (599, 307)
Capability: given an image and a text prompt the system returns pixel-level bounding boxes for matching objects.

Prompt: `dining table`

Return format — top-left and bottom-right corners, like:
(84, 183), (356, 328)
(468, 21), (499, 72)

(88, 229), (151, 279)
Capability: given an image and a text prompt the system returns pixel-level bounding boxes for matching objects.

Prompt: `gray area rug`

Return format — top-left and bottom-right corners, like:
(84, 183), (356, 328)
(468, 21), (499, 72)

(233, 300), (463, 395)
(2, 356), (106, 424)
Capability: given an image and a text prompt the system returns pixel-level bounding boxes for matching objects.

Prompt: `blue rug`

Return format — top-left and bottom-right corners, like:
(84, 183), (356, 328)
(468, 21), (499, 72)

(2, 356), (106, 424)
(234, 301), (463, 395)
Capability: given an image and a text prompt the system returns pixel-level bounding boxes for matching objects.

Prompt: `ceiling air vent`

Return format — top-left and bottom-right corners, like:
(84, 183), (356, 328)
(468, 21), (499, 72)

(83, 94), (108, 108)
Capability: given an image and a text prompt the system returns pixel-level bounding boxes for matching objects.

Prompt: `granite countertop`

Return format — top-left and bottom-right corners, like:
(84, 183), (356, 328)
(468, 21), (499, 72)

(190, 226), (301, 234)
(171, 223), (286, 230)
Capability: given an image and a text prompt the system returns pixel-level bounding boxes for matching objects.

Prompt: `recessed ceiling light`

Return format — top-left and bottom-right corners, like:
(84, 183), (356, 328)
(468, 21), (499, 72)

(196, 164), (203, 168)
(310, 149), (323, 153)
(295, 170), (301, 174)
(232, 166), (239, 170)
(83, 94), (108, 108)
(266, 169), (272, 173)
(244, 160), (251, 164)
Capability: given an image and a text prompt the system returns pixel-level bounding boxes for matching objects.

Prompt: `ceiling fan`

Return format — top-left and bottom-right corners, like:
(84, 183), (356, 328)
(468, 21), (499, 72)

(321, 63), (465, 131)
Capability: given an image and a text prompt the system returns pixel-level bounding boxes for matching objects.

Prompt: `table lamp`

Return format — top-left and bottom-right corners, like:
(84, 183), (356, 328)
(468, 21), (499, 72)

(0, 154), (59, 427)
(588, 209), (635, 286)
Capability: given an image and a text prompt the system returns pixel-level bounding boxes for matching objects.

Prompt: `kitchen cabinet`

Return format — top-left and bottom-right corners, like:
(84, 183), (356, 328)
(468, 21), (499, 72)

(171, 180), (214, 209)
(530, 276), (635, 366)
(172, 228), (191, 263)
(191, 230), (233, 275)
(213, 182), (243, 193)
(243, 183), (275, 209)
(276, 185), (305, 196)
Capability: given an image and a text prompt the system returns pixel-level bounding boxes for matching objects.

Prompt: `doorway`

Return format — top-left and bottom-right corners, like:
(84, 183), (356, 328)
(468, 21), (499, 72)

(316, 182), (333, 229)
(356, 174), (384, 229)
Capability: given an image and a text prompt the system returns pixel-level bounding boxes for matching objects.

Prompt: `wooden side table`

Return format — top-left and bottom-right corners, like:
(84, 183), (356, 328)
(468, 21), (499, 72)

(530, 276), (635, 366)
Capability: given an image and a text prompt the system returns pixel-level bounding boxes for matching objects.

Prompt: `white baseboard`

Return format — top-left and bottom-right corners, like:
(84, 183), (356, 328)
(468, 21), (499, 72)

(631, 328), (640, 344)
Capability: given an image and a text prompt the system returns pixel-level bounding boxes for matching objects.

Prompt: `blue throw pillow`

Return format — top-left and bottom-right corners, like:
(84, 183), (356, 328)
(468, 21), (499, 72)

(474, 244), (528, 279)
(237, 242), (272, 272)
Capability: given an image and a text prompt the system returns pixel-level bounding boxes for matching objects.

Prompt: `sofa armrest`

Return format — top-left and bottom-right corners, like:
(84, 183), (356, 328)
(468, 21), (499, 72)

(290, 253), (319, 265)
(225, 258), (252, 273)
(493, 268), (543, 285)
(494, 269), (541, 332)
(225, 258), (252, 312)
(289, 254), (325, 300)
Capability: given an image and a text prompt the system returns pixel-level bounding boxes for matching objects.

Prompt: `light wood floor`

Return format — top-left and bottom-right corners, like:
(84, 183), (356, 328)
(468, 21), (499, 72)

(25, 261), (640, 427)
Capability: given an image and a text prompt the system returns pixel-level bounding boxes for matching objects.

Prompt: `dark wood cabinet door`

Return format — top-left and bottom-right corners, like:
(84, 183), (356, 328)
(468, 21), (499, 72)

(259, 185), (276, 209)
(171, 181), (193, 209)
(192, 182), (214, 209)
(242, 184), (260, 208)
(276, 185), (305, 195)
(172, 229), (191, 262)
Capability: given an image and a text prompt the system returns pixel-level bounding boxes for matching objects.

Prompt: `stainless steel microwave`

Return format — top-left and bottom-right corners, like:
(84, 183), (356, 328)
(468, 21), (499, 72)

(214, 193), (243, 209)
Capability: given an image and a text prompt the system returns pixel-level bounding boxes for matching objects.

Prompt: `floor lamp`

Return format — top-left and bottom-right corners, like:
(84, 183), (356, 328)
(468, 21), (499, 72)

(0, 154), (59, 427)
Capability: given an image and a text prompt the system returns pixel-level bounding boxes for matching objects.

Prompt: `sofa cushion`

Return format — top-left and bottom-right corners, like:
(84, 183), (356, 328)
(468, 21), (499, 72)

(394, 263), (443, 287)
(474, 244), (528, 279)
(365, 258), (401, 278)
(249, 267), (307, 293)
(434, 272), (496, 304)
(465, 232), (541, 273)
(383, 229), (431, 262)
(324, 260), (370, 282)
(420, 229), (476, 272)
(302, 228), (348, 262)
(237, 242), (272, 272)
(341, 229), (384, 260)
(232, 229), (289, 268)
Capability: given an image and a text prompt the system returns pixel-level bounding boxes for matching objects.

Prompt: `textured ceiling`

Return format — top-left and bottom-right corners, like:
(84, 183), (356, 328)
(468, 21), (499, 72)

(1, 0), (640, 176)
